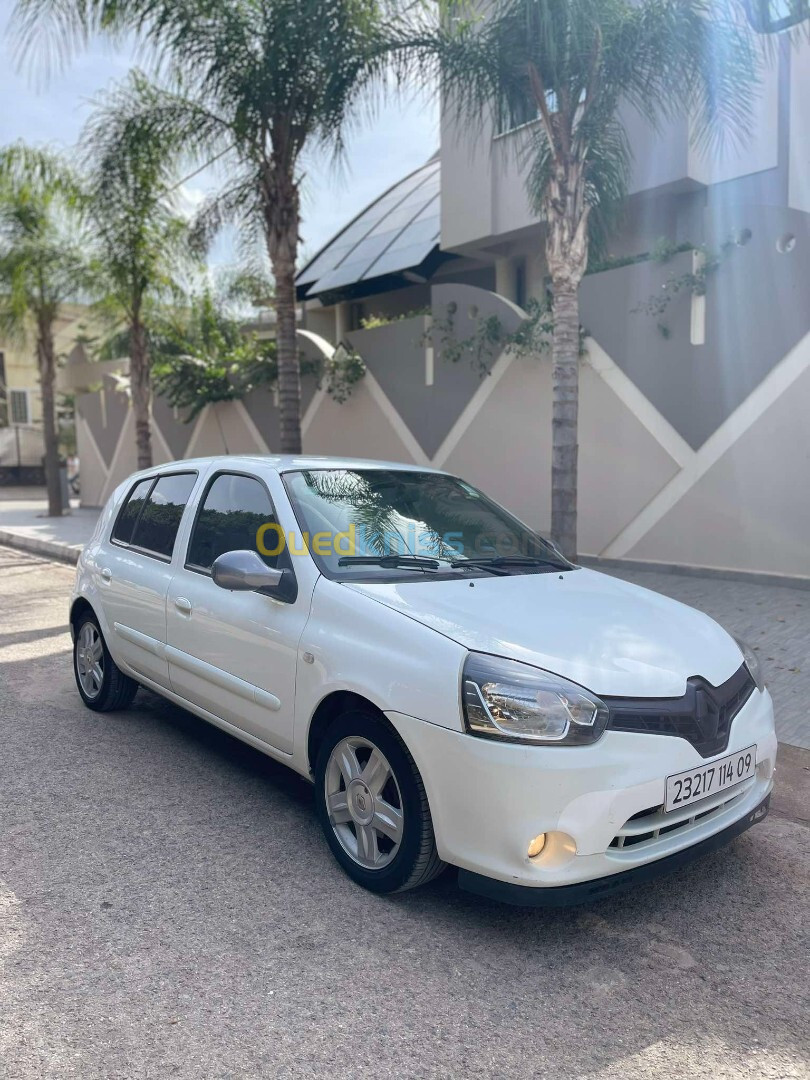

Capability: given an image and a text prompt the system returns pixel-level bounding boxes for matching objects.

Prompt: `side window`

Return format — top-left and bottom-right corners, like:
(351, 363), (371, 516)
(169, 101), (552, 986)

(112, 478), (154, 545)
(187, 473), (281, 572)
(130, 473), (197, 559)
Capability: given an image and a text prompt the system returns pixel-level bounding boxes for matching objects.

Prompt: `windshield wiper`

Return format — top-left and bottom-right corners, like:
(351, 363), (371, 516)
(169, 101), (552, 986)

(450, 555), (565, 573)
(338, 555), (441, 571)
(448, 559), (510, 576)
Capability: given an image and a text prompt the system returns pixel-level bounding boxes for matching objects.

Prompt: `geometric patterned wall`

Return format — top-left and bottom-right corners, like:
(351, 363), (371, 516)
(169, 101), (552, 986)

(76, 279), (810, 579)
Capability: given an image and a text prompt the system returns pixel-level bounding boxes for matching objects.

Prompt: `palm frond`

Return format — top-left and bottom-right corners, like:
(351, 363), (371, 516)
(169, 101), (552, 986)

(0, 142), (90, 340)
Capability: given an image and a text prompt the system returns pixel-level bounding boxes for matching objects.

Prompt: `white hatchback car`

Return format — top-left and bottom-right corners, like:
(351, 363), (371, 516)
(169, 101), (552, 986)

(71, 455), (776, 905)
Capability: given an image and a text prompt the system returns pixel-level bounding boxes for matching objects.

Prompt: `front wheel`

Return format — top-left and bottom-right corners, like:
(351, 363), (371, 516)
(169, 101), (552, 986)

(73, 612), (138, 712)
(314, 709), (445, 894)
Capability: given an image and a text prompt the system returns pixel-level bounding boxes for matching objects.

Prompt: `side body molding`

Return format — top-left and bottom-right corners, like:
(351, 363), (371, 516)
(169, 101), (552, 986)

(165, 644), (282, 712)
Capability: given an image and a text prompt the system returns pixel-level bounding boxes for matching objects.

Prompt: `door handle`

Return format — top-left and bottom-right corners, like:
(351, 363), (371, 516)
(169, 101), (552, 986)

(100, 567), (112, 582)
(174, 597), (192, 615)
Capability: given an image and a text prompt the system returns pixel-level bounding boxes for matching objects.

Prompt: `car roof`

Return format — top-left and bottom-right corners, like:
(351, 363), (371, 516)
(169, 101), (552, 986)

(137, 455), (447, 477)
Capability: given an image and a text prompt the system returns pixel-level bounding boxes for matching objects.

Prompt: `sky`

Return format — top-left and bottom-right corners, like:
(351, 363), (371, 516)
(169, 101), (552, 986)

(0, 0), (439, 270)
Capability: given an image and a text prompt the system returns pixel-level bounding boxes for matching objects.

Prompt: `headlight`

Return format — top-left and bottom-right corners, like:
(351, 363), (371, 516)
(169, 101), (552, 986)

(734, 636), (766, 691)
(461, 653), (609, 746)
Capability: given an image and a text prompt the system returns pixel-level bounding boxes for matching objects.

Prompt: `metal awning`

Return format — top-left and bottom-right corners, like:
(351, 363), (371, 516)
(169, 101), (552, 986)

(296, 156), (440, 301)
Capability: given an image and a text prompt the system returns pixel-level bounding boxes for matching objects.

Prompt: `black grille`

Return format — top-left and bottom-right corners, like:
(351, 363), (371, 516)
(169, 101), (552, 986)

(604, 663), (756, 758)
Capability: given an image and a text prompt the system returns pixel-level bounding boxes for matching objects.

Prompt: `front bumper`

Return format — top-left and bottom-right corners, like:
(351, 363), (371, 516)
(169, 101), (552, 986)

(458, 792), (771, 906)
(386, 687), (777, 896)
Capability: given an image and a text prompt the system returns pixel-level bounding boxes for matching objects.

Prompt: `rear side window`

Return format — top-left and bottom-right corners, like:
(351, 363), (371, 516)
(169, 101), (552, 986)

(112, 472), (197, 559)
(187, 472), (280, 571)
(112, 478), (154, 545)
(133, 473), (197, 558)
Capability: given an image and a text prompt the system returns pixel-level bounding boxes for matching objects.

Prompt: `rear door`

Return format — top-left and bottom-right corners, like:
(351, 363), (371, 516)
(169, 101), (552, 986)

(165, 470), (310, 754)
(96, 471), (198, 688)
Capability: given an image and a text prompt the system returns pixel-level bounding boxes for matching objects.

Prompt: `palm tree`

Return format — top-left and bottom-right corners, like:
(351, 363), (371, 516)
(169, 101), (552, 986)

(81, 81), (197, 471)
(0, 144), (87, 515)
(14, 0), (406, 455)
(434, 0), (759, 558)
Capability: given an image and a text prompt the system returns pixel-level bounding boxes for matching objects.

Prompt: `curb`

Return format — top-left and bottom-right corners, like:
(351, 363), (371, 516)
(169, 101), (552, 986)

(0, 529), (82, 566)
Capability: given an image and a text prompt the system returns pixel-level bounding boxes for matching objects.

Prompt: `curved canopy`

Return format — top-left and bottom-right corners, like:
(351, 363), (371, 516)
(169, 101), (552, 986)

(296, 156), (440, 301)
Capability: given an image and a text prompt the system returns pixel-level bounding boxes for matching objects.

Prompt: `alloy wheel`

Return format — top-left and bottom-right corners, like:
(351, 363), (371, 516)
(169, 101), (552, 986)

(324, 736), (404, 870)
(76, 622), (104, 699)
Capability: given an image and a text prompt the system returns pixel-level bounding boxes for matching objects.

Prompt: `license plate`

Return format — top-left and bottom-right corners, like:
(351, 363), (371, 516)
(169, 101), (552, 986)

(665, 745), (757, 813)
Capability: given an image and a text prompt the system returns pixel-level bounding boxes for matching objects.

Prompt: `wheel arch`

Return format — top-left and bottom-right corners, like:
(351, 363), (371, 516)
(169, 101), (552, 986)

(306, 690), (391, 776)
(69, 596), (97, 641)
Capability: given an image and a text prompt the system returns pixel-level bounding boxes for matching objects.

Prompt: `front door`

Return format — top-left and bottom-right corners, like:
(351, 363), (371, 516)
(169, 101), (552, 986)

(166, 471), (310, 755)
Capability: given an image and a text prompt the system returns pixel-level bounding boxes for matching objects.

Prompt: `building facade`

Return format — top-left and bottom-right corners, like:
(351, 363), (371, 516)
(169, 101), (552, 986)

(0, 303), (93, 481)
(74, 30), (810, 579)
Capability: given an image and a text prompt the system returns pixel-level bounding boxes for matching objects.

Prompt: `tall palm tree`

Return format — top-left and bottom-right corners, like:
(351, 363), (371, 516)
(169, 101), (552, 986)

(434, 0), (759, 558)
(0, 144), (87, 515)
(81, 82), (196, 471)
(14, 0), (406, 455)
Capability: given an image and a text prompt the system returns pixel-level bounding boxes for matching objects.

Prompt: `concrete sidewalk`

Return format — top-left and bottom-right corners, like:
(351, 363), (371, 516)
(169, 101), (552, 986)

(0, 487), (98, 564)
(1, 485), (809, 749)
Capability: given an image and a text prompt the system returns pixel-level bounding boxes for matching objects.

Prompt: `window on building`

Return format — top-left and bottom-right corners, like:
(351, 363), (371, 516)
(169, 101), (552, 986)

(515, 260), (528, 310)
(187, 472), (282, 572)
(9, 389), (30, 425)
(745, 0), (808, 32)
(496, 88), (558, 137)
(497, 93), (539, 137)
(112, 472), (197, 559)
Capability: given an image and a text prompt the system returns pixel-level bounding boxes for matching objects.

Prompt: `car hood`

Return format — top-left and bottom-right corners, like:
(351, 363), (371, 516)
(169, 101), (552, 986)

(344, 568), (743, 698)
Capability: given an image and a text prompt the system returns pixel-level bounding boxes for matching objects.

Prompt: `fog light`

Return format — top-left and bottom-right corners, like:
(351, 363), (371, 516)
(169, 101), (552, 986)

(527, 833), (546, 858)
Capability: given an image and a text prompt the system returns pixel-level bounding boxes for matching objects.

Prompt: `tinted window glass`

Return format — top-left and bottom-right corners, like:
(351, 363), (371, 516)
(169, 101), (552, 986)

(187, 473), (280, 571)
(112, 478), (154, 545)
(131, 473), (197, 558)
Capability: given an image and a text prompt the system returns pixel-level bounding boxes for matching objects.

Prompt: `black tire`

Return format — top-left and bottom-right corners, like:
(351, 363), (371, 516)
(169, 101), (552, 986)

(314, 708), (446, 895)
(73, 611), (138, 712)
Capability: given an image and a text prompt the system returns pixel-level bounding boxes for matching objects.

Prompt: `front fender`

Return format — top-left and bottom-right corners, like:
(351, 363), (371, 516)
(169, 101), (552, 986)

(292, 577), (466, 772)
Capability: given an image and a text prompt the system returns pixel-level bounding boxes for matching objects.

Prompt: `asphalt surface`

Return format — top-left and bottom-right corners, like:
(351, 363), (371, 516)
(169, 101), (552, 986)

(1, 545), (808, 1080)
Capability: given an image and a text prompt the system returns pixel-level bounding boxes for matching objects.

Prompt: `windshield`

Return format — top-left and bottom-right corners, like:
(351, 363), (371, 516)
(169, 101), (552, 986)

(282, 468), (571, 580)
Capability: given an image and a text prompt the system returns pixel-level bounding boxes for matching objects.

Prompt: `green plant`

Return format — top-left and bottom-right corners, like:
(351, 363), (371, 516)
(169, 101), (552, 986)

(148, 290), (364, 418)
(359, 307), (430, 330)
(322, 343), (367, 403)
(585, 237), (695, 276)
(633, 238), (735, 335)
(650, 235), (693, 264)
(148, 291), (277, 418)
(427, 296), (553, 377)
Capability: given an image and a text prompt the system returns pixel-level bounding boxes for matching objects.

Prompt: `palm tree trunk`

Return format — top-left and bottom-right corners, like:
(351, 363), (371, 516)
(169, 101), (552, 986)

(130, 315), (153, 471)
(549, 277), (580, 561)
(262, 162), (302, 455)
(37, 319), (62, 517)
(273, 259), (302, 454)
(545, 170), (588, 562)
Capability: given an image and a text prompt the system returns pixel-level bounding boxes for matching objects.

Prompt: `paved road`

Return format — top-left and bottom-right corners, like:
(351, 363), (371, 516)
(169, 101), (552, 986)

(1, 546), (808, 1080)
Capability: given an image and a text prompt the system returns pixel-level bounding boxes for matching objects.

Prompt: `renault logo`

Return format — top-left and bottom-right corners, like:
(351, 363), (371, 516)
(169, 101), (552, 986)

(694, 687), (721, 741)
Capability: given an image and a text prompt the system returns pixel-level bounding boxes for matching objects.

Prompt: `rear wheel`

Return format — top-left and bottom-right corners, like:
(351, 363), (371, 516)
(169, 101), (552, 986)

(73, 612), (138, 712)
(314, 708), (445, 894)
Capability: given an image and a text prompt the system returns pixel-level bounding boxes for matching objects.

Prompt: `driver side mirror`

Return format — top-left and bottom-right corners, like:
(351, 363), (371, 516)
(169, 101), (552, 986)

(212, 549), (296, 602)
